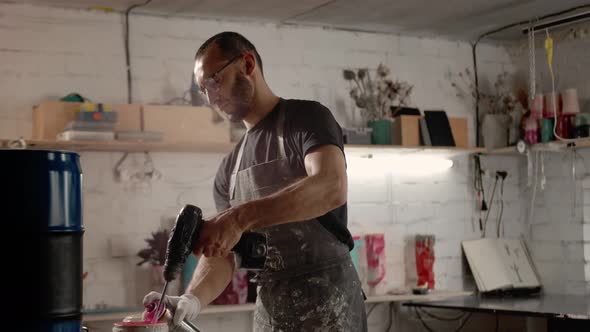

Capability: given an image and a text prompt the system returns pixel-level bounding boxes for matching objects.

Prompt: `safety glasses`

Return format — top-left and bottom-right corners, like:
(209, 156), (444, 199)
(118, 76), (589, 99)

(200, 54), (242, 96)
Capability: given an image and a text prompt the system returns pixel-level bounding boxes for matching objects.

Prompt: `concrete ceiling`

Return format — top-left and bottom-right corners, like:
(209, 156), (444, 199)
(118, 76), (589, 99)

(3, 0), (590, 40)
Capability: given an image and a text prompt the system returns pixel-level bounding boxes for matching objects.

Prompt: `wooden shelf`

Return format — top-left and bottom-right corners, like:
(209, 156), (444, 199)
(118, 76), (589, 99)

(484, 138), (590, 155)
(345, 144), (484, 158)
(82, 290), (471, 322)
(365, 290), (472, 303)
(2, 139), (485, 156)
(0, 139), (235, 153)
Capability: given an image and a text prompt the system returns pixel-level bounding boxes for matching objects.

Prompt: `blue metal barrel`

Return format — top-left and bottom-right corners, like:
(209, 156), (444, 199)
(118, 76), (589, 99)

(1, 149), (83, 331)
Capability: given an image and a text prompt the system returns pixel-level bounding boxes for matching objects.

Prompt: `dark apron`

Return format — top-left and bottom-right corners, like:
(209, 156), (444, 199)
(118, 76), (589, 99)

(228, 107), (367, 332)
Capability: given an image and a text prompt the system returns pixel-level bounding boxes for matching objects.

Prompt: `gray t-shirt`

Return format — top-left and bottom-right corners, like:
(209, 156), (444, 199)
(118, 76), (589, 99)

(213, 98), (354, 250)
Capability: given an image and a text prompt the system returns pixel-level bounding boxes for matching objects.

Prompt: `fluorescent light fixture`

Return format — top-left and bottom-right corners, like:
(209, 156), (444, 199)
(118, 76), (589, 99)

(347, 154), (454, 177)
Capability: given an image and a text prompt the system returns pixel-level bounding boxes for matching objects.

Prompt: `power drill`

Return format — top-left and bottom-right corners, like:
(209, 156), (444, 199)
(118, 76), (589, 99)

(153, 204), (267, 319)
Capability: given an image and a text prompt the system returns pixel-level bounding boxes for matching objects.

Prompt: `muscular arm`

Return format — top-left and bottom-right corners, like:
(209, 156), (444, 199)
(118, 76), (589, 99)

(185, 254), (234, 305)
(236, 144), (347, 231)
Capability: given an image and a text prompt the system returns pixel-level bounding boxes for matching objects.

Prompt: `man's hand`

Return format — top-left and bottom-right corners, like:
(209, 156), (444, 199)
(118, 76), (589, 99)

(143, 292), (201, 325)
(193, 207), (245, 258)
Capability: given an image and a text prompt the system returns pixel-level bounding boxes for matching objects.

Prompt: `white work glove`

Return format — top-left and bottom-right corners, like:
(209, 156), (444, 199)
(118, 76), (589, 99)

(143, 292), (202, 325)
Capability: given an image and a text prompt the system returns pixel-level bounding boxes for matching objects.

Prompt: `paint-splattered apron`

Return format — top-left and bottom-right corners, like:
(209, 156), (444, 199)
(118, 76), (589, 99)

(228, 107), (367, 332)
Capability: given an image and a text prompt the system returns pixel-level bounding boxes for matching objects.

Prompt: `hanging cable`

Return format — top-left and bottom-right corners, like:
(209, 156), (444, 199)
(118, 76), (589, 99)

(366, 303), (379, 318)
(483, 175), (499, 237)
(496, 172), (507, 237)
(528, 20), (537, 103)
(124, 0), (153, 104)
(528, 151), (540, 225)
(385, 303), (394, 332)
(413, 307), (473, 332)
(417, 307), (468, 321)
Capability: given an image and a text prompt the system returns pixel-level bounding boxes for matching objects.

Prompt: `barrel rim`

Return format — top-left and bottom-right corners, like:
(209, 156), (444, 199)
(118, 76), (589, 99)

(0, 148), (80, 157)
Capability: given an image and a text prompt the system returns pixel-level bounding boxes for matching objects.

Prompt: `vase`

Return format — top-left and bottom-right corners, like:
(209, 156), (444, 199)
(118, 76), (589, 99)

(367, 120), (392, 145)
(508, 110), (522, 145)
(481, 113), (511, 149)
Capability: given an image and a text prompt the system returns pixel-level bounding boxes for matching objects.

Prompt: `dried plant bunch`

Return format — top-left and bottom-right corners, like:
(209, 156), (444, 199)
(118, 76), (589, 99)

(137, 228), (169, 266)
(344, 63), (413, 122)
(447, 68), (525, 116)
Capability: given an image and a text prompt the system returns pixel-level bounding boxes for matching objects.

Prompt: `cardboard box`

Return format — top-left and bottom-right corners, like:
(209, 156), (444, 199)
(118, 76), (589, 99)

(391, 115), (469, 148)
(142, 105), (230, 144)
(392, 115), (421, 147)
(31, 102), (231, 144)
(32, 101), (141, 139)
(449, 118), (468, 148)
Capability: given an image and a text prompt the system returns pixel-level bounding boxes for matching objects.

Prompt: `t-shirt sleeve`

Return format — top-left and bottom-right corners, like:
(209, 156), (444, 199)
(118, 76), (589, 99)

(290, 101), (344, 158)
(213, 155), (231, 213)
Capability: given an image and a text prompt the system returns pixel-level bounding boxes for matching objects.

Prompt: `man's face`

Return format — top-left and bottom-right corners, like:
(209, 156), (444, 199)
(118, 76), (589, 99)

(194, 45), (254, 122)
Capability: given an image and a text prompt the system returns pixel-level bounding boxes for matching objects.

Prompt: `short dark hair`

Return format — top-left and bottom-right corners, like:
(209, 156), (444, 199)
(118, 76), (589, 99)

(195, 32), (264, 76)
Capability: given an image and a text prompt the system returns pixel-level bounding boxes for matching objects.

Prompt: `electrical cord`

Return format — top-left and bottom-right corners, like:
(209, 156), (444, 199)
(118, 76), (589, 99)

(495, 313), (499, 332)
(473, 155), (488, 233)
(414, 307), (436, 332)
(497, 175), (505, 237)
(124, 0), (153, 104)
(367, 303), (379, 318)
(414, 307), (473, 332)
(483, 175), (499, 237)
(495, 171), (507, 237)
(385, 302), (393, 332)
(528, 151), (540, 226)
(418, 307), (468, 321)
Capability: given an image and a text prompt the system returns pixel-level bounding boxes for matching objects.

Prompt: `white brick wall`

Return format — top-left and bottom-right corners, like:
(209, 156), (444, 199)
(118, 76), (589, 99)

(508, 32), (590, 292)
(0, 3), (518, 331)
(516, 149), (590, 294)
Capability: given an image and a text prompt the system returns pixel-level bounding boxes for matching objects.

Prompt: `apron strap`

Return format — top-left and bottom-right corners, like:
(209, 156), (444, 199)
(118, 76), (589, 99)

(229, 133), (248, 200)
(230, 101), (286, 201)
(276, 106), (287, 160)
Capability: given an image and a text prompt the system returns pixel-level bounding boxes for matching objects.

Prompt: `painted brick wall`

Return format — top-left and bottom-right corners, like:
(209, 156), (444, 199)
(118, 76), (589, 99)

(509, 30), (590, 295)
(0, 3), (519, 331)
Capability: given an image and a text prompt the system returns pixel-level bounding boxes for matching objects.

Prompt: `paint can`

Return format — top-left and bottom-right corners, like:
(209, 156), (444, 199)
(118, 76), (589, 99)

(112, 321), (168, 332)
(112, 300), (203, 332)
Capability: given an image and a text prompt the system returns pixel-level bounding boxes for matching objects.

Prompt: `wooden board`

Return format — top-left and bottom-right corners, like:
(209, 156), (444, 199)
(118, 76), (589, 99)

(142, 105), (230, 144)
(392, 115), (421, 147)
(32, 101), (142, 140)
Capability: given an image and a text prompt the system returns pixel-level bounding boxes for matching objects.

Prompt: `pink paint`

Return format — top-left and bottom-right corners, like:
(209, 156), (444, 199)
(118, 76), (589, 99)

(144, 301), (167, 323)
(113, 301), (167, 327)
(415, 235), (435, 289)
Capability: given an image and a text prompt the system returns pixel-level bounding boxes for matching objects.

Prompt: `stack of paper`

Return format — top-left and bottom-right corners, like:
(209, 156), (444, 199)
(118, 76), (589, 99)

(462, 238), (541, 293)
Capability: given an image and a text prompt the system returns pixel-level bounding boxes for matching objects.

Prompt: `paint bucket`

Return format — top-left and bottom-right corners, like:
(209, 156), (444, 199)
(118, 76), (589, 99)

(114, 301), (203, 332)
(113, 321), (169, 332)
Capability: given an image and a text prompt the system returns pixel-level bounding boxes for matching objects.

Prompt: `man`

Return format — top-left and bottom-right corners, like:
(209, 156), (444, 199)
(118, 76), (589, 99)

(144, 31), (367, 331)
